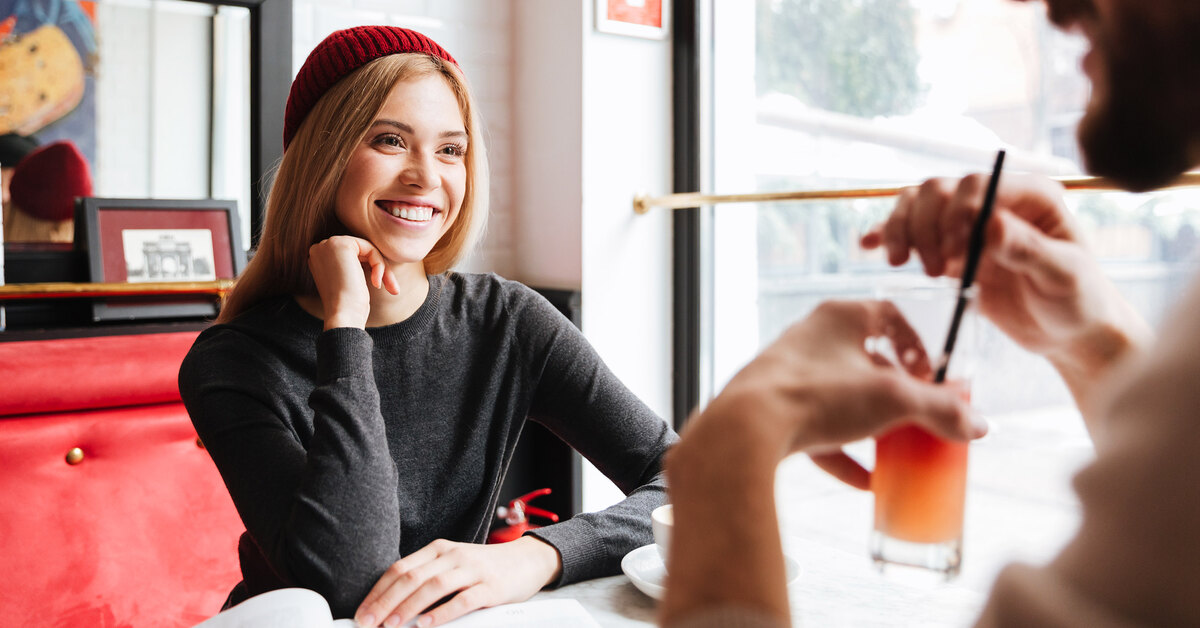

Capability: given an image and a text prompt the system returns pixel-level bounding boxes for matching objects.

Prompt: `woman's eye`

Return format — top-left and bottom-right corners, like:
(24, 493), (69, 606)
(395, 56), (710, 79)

(440, 144), (466, 157)
(373, 134), (403, 149)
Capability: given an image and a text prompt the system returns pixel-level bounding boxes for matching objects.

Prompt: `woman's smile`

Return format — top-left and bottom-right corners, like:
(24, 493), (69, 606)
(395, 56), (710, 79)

(376, 199), (439, 224)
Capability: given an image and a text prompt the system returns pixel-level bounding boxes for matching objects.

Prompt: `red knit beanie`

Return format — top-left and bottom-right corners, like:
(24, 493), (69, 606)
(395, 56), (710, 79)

(283, 25), (458, 149)
(9, 140), (93, 222)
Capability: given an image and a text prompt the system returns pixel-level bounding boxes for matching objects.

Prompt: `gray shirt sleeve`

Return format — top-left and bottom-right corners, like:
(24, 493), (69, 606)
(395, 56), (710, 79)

(511, 286), (678, 586)
(181, 327), (401, 615)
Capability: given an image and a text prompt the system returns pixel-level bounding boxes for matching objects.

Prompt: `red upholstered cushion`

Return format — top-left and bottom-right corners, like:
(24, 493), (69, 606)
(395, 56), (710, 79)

(0, 403), (243, 627)
(0, 331), (199, 417)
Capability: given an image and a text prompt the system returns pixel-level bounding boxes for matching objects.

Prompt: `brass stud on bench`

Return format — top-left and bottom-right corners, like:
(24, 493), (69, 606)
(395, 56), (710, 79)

(65, 447), (85, 465)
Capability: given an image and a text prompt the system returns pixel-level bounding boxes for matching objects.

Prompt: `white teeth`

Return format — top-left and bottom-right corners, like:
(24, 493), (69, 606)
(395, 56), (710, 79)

(385, 205), (434, 221)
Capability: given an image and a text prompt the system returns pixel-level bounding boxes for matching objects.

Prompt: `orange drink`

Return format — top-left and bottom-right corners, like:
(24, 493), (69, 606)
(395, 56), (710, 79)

(870, 421), (969, 578)
(871, 278), (977, 578)
(873, 424), (968, 543)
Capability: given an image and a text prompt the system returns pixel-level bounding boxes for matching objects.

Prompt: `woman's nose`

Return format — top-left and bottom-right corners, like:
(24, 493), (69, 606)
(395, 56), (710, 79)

(399, 151), (439, 189)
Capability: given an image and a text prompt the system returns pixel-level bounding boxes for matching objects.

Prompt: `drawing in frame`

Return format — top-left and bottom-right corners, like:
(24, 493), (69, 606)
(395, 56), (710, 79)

(595, 0), (670, 40)
(75, 197), (246, 322)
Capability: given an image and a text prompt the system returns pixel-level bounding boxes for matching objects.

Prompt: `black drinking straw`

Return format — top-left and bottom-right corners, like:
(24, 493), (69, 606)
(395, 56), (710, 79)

(934, 149), (1006, 383)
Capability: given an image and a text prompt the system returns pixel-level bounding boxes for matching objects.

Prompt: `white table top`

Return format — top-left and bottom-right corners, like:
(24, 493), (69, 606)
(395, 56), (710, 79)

(536, 404), (1090, 627)
(537, 537), (983, 628)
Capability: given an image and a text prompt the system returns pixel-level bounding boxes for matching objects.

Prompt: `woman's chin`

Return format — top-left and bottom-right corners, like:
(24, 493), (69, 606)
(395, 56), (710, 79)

(379, 249), (433, 270)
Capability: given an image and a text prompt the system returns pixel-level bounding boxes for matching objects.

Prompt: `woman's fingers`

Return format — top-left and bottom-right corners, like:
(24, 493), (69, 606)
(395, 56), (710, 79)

(380, 566), (479, 628)
(356, 243), (390, 291)
(357, 543), (448, 625)
(382, 268), (402, 295)
(367, 256), (384, 290)
(411, 582), (495, 627)
(314, 235), (394, 290)
(354, 537), (558, 627)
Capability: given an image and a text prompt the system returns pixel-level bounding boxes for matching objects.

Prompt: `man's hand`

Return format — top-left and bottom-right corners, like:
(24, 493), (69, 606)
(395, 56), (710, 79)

(662, 300), (985, 627)
(687, 299), (986, 487)
(861, 173), (1152, 425)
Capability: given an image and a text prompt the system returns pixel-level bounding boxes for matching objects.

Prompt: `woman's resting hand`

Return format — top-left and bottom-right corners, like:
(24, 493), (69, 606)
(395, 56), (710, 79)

(354, 536), (562, 628)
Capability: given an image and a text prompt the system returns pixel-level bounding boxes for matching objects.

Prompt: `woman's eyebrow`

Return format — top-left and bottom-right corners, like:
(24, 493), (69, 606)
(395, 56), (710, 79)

(371, 119), (468, 139)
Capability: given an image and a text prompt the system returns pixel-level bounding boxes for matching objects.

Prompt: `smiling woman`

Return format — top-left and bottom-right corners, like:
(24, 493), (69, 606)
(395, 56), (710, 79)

(177, 25), (676, 628)
(332, 77), (468, 278)
(217, 39), (487, 324)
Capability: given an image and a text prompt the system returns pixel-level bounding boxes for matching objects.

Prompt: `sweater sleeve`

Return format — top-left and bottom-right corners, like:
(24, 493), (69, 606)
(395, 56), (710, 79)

(508, 285), (678, 586)
(180, 326), (401, 616)
(973, 278), (1200, 627)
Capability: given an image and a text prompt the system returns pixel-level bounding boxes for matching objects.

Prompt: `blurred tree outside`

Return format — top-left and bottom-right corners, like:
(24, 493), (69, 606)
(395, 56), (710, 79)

(755, 0), (925, 284)
(756, 0), (923, 117)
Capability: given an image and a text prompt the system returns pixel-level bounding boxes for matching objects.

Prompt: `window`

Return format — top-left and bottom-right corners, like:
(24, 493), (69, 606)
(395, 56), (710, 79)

(700, 0), (1200, 412)
(687, 0), (1200, 593)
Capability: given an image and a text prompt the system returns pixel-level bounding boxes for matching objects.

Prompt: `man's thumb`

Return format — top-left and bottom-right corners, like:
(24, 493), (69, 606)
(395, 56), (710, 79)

(896, 377), (986, 441)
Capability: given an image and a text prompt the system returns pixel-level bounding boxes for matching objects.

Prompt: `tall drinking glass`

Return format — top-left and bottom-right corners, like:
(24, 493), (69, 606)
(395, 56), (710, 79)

(870, 279), (977, 579)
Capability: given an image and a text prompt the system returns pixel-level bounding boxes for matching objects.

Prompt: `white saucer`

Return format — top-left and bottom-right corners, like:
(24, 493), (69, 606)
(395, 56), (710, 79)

(620, 544), (802, 601)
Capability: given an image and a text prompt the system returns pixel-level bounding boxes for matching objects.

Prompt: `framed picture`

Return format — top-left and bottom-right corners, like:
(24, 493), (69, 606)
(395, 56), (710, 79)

(76, 197), (246, 321)
(595, 0), (670, 40)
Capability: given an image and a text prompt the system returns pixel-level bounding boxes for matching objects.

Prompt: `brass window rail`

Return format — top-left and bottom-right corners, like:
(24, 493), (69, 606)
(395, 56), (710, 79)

(0, 280), (234, 301)
(632, 172), (1200, 214)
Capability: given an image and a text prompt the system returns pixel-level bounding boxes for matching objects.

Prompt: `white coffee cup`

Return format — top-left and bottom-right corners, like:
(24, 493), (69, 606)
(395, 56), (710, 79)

(652, 504), (673, 562)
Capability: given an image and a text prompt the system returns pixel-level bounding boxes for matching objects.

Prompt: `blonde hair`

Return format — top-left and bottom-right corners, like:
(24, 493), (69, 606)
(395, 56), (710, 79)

(217, 53), (489, 323)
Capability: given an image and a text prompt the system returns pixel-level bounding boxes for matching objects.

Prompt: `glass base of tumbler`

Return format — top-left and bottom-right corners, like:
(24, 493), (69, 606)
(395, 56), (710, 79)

(870, 530), (962, 580)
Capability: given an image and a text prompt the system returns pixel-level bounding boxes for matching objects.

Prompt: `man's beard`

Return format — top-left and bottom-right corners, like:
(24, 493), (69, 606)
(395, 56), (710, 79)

(1078, 84), (1193, 193)
(1076, 16), (1196, 192)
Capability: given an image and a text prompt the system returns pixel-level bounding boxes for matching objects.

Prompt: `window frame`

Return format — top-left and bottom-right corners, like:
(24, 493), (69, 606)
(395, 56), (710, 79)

(671, 0), (703, 429)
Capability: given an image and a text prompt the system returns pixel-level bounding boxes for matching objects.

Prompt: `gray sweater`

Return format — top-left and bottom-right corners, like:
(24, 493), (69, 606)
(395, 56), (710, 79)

(178, 272), (676, 617)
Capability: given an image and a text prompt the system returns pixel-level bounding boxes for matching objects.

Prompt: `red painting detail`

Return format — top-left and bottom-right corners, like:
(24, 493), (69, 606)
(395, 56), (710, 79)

(607, 0), (663, 28)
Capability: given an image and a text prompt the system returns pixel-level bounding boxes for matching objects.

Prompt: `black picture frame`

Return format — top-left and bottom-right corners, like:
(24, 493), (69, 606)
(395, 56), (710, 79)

(76, 198), (246, 322)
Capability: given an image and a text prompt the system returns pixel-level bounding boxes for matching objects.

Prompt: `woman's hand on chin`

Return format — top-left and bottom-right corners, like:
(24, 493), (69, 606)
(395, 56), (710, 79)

(353, 536), (562, 628)
(307, 235), (400, 330)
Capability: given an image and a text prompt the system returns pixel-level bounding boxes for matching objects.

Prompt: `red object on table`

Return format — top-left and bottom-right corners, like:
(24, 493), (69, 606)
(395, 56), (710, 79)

(488, 488), (560, 544)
